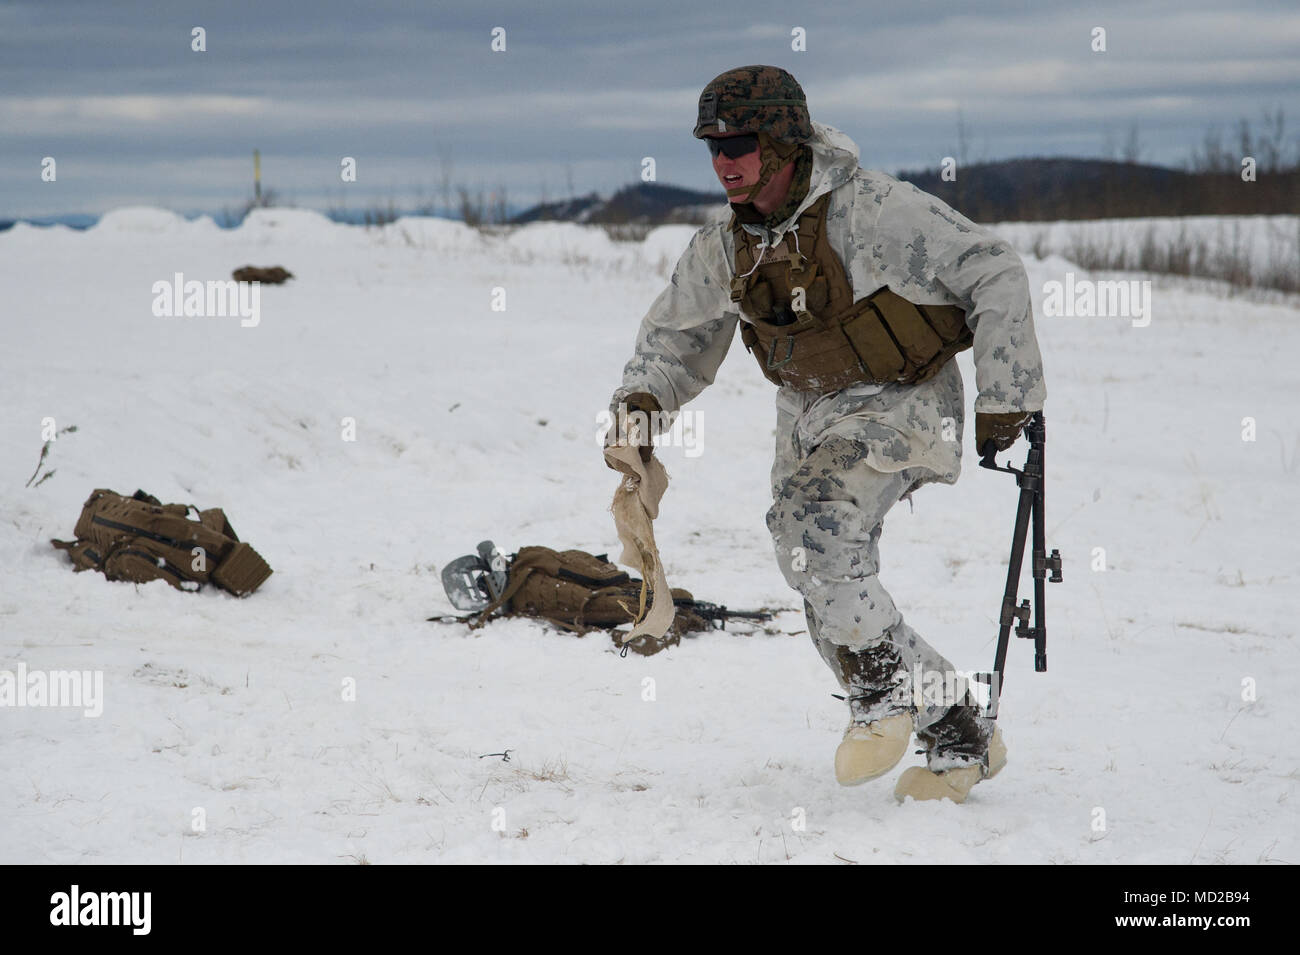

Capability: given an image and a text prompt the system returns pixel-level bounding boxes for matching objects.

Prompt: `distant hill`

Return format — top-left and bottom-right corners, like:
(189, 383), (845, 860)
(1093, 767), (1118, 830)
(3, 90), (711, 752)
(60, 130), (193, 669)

(0, 213), (99, 232)
(897, 158), (1298, 221)
(512, 182), (722, 226)
(510, 158), (1300, 228)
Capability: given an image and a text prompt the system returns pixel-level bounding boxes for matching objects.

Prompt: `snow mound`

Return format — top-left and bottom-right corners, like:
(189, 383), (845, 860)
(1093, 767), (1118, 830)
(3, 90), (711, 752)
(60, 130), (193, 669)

(643, 225), (699, 267)
(0, 221), (76, 242)
(380, 215), (485, 252)
(186, 214), (222, 234)
(238, 208), (349, 244)
(504, 221), (621, 264)
(92, 207), (191, 234)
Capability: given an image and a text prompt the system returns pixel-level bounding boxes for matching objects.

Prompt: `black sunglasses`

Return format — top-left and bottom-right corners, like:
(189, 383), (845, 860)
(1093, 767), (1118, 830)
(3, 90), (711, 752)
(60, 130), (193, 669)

(705, 133), (759, 159)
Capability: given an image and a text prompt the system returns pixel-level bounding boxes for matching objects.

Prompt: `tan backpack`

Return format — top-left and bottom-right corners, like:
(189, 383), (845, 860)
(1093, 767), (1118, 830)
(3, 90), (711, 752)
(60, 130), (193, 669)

(463, 546), (710, 655)
(51, 488), (272, 596)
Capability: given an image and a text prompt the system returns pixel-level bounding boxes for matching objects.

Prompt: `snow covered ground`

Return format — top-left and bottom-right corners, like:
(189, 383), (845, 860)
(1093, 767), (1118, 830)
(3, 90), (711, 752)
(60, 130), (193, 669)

(1, 208), (1296, 864)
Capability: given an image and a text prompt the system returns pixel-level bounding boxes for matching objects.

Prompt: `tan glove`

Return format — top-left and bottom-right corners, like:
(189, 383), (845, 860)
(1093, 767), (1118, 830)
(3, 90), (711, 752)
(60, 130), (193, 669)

(604, 392), (661, 466)
(975, 411), (1032, 457)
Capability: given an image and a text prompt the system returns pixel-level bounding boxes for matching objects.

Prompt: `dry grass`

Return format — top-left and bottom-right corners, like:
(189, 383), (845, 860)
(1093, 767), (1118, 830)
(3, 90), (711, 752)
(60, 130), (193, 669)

(1056, 222), (1299, 293)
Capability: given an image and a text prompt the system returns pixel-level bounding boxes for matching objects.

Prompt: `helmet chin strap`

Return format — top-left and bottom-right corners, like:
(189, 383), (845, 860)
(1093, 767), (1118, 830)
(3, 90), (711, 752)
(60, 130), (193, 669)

(726, 131), (799, 204)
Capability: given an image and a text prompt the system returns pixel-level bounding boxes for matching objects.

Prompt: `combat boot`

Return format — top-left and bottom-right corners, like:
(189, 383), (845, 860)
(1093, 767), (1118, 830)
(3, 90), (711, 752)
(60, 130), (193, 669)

(895, 695), (1006, 804)
(828, 640), (914, 786)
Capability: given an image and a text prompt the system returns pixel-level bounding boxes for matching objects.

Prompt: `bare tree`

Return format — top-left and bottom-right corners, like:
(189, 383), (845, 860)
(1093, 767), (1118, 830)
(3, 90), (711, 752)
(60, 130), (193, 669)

(1257, 106), (1286, 172)
(953, 108), (971, 212)
(458, 186), (485, 227)
(491, 185), (508, 225)
(436, 144), (455, 217)
(1236, 117), (1254, 167)
(1122, 122), (1142, 164)
(955, 108), (971, 168)
(412, 183), (439, 217)
(241, 187), (279, 218)
(1100, 125), (1119, 161)
(1190, 125), (1232, 173)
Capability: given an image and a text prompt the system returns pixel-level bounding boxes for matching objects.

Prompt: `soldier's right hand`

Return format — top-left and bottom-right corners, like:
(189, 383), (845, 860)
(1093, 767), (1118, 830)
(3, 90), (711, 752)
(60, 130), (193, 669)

(604, 392), (662, 467)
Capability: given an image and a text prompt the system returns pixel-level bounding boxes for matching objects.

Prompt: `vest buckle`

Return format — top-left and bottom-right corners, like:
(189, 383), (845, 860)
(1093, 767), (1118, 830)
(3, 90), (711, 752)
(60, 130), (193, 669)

(767, 335), (796, 369)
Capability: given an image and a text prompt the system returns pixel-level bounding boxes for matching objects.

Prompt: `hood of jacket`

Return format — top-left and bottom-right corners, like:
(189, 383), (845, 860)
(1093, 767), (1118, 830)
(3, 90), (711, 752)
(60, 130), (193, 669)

(737, 120), (861, 243)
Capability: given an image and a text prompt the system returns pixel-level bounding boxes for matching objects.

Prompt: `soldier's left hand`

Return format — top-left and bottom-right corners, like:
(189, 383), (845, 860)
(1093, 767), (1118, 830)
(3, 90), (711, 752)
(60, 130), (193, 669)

(975, 411), (1032, 458)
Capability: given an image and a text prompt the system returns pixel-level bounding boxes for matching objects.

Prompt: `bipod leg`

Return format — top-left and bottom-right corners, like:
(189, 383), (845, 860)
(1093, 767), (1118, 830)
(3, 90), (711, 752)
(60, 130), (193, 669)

(984, 468), (1036, 719)
(1029, 416), (1049, 673)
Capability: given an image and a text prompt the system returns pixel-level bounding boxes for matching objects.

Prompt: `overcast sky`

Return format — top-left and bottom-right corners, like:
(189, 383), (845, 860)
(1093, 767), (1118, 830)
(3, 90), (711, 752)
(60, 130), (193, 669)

(1, 0), (1297, 218)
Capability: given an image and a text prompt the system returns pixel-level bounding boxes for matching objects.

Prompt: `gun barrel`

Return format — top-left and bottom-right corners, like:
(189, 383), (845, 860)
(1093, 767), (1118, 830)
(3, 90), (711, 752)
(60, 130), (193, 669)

(671, 598), (774, 623)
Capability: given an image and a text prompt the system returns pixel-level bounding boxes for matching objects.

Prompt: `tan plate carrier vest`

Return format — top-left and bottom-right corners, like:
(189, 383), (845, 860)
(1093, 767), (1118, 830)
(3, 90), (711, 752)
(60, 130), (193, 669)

(731, 193), (973, 393)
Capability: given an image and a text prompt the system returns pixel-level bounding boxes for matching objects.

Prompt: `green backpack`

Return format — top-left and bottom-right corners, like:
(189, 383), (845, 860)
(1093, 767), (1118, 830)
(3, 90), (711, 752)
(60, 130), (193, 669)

(51, 488), (272, 596)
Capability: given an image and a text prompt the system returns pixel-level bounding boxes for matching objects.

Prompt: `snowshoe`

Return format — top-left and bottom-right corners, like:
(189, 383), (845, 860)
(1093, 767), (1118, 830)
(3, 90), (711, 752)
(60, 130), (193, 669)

(894, 727), (1007, 804)
(835, 713), (913, 785)
(439, 540), (508, 612)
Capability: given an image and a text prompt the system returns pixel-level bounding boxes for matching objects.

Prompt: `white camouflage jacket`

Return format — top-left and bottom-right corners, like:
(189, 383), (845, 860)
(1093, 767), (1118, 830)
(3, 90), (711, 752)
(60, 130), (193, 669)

(611, 121), (1046, 481)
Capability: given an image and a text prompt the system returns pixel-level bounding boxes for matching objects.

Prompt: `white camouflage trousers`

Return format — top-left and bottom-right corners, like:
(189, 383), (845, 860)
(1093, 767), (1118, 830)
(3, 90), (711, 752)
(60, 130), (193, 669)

(765, 372), (995, 769)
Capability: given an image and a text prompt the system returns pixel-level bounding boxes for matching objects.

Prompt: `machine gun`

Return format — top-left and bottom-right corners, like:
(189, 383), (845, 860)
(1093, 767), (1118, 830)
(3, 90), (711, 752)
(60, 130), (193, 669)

(974, 412), (1063, 719)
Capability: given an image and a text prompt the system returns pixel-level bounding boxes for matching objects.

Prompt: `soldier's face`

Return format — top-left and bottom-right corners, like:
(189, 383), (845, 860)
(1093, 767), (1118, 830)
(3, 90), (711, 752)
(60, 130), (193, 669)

(706, 132), (762, 193)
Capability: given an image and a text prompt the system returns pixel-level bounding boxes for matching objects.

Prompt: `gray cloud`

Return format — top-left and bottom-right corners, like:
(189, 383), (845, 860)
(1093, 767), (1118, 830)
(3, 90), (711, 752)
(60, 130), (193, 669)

(2, 0), (1296, 216)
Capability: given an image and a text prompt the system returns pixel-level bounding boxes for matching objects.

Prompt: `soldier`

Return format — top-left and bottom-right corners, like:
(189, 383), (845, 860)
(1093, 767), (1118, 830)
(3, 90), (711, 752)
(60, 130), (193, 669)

(604, 65), (1046, 803)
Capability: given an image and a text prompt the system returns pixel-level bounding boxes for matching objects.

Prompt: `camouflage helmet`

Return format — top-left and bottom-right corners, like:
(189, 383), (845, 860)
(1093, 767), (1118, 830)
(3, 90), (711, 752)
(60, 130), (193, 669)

(693, 65), (812, 143)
